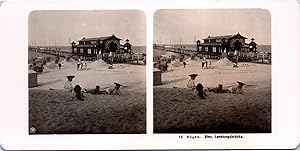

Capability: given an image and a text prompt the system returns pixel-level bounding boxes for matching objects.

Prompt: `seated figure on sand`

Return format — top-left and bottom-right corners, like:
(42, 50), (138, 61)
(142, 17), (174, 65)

(74, 85), (84, 101)
(85, 85), (108, 95)
(64, 75), (75, 92)
(85, 85), (101, 95)
(207, 84), (231, 93)
(195, 83), (206, 99)
(230, 81), (245, 94)
(207, 81), (245, 94)
(187, 74), (198, 91)
(108, 82), (122, 95)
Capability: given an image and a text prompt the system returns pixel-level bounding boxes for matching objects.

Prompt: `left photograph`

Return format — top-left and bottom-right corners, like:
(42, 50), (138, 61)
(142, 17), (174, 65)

(28, 10), (146, 134)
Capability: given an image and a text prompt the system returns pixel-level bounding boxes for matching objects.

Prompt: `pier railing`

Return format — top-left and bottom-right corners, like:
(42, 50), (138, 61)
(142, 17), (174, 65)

(154, 45), (271, 64)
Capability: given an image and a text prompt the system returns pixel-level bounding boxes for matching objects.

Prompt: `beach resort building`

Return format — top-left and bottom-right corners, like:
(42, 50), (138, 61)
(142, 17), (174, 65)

(196, 33), (257, 58)
(71, 34), (132, 60)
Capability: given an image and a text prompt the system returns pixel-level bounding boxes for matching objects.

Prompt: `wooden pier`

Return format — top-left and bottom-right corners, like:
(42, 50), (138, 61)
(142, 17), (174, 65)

(154, 45), (271, 64)
(29, 47), (146, 65)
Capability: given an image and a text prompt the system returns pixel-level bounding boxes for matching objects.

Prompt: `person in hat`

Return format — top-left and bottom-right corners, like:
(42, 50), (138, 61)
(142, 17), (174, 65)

(187, 74), (198, 90)
(64, 75), (75, 92)
(73, 85), (84, 101)
(195, 83), (206, 99)
(231, 81), (245, 94)
(108, 82), (122, 95)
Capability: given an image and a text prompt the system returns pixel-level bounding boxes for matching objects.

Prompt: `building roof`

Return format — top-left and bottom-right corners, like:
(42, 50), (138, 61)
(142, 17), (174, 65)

(204, 35), (235, 40)
(79, 38), (98, 42)
(203, 33), (247, 40)
(249, 41), (257, 45)
(124, 43), (132, 47)
(78, 34), (122, 42)
(200, 43), (222, 46)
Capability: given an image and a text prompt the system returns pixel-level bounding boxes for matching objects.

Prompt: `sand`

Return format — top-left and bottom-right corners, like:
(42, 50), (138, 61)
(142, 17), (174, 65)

(154, 59), (271, 133)
(29, 89), (146, 134)
(29, 58), (146, 134)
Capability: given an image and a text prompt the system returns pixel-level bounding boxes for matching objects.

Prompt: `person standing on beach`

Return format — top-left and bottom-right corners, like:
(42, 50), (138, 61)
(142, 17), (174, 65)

(83, 62), (87, 70)
(58, 63), (62, 70)
(183, 61), (186, 68)
(77, 59), (81, 70)
(187, 74), (198, 91)
(202, 57), (207, 69)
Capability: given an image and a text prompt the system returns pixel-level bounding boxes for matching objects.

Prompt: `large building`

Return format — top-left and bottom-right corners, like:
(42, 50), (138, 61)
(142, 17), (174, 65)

(196, 33), (257, 58)
(71, 34), (132, 60)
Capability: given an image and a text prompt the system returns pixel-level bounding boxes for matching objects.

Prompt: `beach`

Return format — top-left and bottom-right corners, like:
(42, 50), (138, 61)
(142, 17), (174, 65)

(154, 56), (271, 133)
(29, 58), (146, 134)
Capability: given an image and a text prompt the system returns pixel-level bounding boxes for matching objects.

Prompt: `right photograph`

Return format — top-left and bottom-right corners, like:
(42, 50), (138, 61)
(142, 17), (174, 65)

(153, 9), (271, 133)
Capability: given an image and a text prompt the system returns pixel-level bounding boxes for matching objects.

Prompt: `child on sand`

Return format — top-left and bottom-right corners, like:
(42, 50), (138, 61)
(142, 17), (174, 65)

(187, 74), (197, 91)
(208, 81), (245, 94)
(73, 85), (84, 101)
(64, 75), (75, 92)
(195, 83), (206, 99)
(207, 84), (231, 93)
(85, 85), (101, 95)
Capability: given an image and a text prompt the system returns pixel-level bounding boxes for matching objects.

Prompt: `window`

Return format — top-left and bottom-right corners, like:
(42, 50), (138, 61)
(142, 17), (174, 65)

(205, 47), (208, 52)
(91, 41), (96, 44)
(216, 39), (222, 43)
(74, 48), (77, 51)
(213, 47), (217, 52)
(88, 48), (92, 54)
(80, 48), (83, 53)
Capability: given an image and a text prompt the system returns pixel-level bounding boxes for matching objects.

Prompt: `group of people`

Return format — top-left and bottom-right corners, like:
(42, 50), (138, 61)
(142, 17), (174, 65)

(182, 57), (212, 69)
(76, 59), (88, 71)
(187, 74), (246, 99)
(64, 75), (122, 101)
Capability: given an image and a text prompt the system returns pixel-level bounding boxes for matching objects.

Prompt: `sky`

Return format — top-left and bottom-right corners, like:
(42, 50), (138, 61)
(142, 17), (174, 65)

(154, 9), (271, 45)
(29, 10), (146, 46)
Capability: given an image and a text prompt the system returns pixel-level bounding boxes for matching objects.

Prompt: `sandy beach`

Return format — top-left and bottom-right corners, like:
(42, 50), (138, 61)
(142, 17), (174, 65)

(29, 58), (146, 134)
(154, 57), (271, 133)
